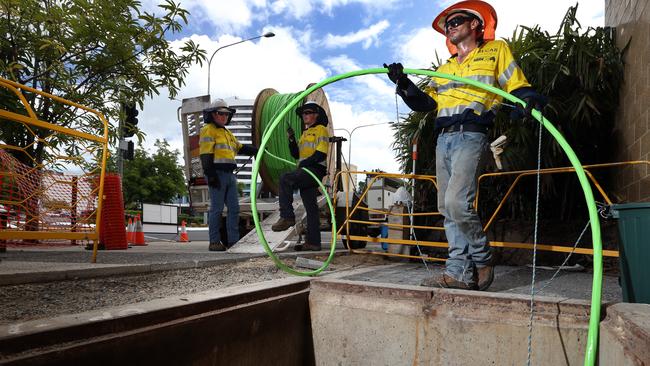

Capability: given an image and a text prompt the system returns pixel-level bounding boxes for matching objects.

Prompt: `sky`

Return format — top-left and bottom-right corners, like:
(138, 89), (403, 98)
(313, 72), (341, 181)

(137, 0), (605, 175)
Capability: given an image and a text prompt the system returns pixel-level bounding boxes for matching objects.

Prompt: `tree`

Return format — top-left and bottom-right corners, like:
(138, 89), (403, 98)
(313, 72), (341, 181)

(0, 0), (205, 167)
(115, 139), (186, 208)
(392, 5), (625, 220)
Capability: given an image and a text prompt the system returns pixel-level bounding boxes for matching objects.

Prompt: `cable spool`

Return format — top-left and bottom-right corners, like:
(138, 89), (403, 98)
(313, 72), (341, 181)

(251, 86), (336, 195)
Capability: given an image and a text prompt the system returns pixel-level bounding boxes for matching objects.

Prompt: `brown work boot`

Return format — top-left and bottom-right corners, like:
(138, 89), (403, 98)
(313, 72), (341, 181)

(295, 242), (322, 251)
(477, 265), (494, 291)
(421, 273), (478, 290)
(271, 217), (295, 232)
(209, 242), (227, 251)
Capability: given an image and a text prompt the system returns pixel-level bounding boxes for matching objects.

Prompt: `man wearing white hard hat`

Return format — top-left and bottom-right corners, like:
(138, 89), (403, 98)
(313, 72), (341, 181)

(200, 99), (258, 251)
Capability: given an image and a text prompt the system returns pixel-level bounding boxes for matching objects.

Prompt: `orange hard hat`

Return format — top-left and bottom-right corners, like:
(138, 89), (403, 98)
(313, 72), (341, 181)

(432, 0), (498, 55)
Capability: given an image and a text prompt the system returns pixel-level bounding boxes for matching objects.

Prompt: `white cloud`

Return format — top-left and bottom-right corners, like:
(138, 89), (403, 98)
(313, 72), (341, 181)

(396, 27), (448, 69)
(166, 0), (399, 32)
(322, 20), (390, 49)
(329, 101), (399, 173)
(270, 0), (313, 18)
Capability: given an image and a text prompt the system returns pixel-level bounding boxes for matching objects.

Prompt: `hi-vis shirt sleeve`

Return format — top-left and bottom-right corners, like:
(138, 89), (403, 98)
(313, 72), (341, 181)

(495, 40), (530, 93)
(314, 125), (329, 154)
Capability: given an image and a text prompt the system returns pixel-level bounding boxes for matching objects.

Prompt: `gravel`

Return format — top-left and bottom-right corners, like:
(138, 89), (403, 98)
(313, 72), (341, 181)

(0, 255), (385, 325)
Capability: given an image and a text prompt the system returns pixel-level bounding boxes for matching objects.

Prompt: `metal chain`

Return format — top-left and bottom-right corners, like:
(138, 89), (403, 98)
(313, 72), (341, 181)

(527, 117), (544, 366)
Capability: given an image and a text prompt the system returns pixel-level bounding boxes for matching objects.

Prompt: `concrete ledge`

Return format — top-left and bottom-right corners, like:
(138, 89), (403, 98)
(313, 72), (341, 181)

(310, 279), (592, 365)
(600, 303), (650, 365)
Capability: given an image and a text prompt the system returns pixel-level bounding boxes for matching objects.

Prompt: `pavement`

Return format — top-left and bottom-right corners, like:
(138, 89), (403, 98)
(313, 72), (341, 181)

(0, 229), (623, 303)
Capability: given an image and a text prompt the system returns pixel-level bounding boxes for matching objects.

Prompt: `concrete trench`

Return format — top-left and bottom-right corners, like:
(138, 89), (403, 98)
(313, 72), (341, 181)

(0, 276), (648, 365)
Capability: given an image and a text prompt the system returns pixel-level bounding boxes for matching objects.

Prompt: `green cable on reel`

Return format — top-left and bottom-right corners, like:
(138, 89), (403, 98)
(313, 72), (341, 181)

(258, 92), (304, 190)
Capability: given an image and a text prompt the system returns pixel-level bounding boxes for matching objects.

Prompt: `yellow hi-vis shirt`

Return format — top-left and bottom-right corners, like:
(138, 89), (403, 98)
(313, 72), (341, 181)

(199, 123), (242, 166)
(425, 40), (531, 119)
(298, 124), (329, 167)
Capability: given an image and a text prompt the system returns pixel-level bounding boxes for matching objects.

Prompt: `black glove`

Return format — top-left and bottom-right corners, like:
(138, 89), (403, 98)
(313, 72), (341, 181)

(511, 88), (548, 121)
(287, 126), (296, 141)
(383, 62), (409, 89)
(207, 175), (220, 189)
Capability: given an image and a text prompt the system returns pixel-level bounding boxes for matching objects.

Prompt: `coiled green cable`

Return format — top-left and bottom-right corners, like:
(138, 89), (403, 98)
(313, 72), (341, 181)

(258, 92), (305, 190)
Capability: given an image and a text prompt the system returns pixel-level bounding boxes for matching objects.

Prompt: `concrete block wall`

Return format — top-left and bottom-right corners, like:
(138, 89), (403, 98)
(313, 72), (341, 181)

(605, 0), (650, 202)
(310, 280), (591, 365)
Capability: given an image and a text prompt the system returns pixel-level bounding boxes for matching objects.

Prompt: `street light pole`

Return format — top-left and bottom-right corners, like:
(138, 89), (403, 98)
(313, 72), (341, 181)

(206, 31), (275, 96)
(335, 121), (394, 167)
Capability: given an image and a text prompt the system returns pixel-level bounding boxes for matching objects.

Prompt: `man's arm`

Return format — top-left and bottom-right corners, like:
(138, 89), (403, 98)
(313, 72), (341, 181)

(287, 127), (299, 159)
(239, 144), (258, 156)
(384, 63), (437, 112)
(200, 153), (220, 188)
(298, 151), (326, 168)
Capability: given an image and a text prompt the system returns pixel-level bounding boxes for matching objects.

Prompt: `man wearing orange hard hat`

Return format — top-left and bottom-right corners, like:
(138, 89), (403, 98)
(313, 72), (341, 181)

(384, 0), (546, 291)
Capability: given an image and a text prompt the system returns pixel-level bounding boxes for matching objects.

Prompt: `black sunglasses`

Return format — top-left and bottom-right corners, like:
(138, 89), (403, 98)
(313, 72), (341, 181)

(301, 111), (317, 115)
(214, 111), (231, 116)
(445, 16), (473, 31)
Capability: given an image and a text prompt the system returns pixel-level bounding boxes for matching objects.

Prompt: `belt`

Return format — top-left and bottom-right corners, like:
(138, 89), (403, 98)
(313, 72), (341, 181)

(440, 123), (488, 134)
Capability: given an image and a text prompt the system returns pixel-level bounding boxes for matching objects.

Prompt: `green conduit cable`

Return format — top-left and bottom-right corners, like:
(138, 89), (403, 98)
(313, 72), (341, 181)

(250, 68), (602, 366)
(253, 92), (338, 276)
(259, 92), (306, 189)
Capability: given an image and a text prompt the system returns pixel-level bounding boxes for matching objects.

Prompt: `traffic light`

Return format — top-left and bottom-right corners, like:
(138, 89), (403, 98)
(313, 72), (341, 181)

(124, 140), (134, 160)
(122, 103), (139, 138)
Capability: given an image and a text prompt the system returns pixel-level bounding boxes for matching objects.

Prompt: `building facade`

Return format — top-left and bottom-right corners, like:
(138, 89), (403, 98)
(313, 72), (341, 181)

(224, 97), (259, 196)
(605, 0), (650, 202)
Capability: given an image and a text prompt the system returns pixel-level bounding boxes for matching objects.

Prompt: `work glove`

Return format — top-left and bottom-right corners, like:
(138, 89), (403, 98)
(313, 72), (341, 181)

(490, 135), (507, 170)
(207, 175), (221, 189)
(511, 90), (547, 121)
(287, 126), (296, 141)
(383, 63), (410, 89)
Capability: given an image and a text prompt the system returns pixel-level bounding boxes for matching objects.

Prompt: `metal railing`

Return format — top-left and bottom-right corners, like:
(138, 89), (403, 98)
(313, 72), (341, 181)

(332, 162), (647, 261)
(0, 77), (109, 262)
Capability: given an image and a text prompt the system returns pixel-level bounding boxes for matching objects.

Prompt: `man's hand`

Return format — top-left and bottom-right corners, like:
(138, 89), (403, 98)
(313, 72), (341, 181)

(287, 126), (296, 141)
(383, 63), (409, 89)
(207, 175), (220, 189)
(522, 94), (546, 119)
(510, 89), (548, 121)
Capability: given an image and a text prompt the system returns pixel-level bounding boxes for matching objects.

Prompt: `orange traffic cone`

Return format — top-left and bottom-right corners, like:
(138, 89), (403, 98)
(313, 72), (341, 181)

(126, 217), (134, 244)
(133, 214), (147, 246)
(178, 220), (189, 243)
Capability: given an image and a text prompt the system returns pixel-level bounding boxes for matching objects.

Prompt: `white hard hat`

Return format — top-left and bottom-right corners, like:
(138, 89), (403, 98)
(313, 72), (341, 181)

(204, 98), (235, 114)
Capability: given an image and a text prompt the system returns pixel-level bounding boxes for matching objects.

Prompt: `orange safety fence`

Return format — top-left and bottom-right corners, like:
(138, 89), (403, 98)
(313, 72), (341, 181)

(0, 77), (109, 262)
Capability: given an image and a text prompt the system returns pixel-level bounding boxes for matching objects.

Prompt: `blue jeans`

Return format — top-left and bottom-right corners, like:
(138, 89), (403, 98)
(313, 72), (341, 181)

(436, 131), (492, 284)
(207, 171), (239, 246)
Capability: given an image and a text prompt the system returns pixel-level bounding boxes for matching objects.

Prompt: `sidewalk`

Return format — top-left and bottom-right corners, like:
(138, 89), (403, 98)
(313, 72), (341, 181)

(0, 233), (623, 303)
(0, 233), (343, 286)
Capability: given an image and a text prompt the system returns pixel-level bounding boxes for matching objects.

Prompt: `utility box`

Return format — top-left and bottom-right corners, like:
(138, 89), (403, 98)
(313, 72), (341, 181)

(611, 202), (650, 304)
(387, 204), (410, 257)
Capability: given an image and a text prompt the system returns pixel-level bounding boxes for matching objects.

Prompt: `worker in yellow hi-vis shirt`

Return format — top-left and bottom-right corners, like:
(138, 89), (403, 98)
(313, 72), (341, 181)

(384, 0), (546, 291)
(271, 102), (330, 251)
(200, 99), (258, 251)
